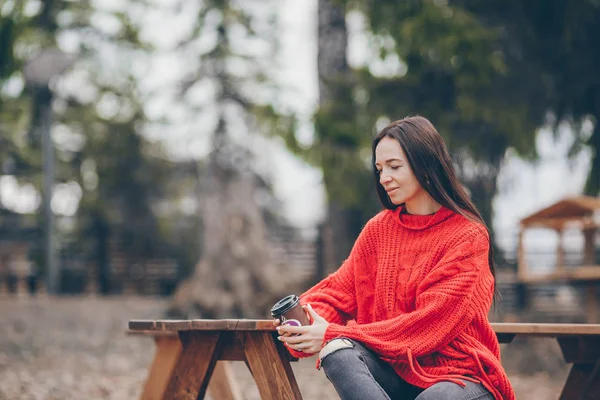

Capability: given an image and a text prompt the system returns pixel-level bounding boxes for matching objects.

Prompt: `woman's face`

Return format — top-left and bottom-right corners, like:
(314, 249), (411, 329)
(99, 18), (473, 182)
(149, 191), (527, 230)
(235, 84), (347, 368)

(375, 136), (425, 206)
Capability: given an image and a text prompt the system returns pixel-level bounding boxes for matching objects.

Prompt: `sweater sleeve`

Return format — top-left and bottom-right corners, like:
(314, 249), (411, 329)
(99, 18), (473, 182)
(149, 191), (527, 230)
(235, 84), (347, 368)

(284, 218), (377, 360)
(298, 218), (377, 325)
(323, 230), (491, 360)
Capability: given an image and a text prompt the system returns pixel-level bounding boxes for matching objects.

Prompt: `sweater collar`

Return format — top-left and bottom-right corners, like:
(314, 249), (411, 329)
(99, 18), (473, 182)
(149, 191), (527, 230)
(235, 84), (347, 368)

(393, 205), (454, 231)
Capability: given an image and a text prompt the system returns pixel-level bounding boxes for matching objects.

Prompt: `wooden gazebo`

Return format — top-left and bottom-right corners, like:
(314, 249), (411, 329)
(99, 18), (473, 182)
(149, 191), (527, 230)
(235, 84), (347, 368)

(517, 196), (600, 321)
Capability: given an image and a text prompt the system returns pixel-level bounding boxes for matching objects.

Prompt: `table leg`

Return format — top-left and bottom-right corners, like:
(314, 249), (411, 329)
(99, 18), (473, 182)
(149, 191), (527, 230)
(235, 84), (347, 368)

(140, 334), (241, 400)
(162, 331), (221, 400)
(208, 362), (243, 400)
(243, 331), (302, 400)
(558, 337), (600, 400)
(141, 335), (182, 400)
(560, 363), (595, 400)
(581, 360), (600, 400)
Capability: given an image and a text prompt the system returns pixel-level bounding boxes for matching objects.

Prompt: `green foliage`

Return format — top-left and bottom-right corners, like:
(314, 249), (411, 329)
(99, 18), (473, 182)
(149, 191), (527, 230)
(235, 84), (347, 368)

(313, 80), (377, 212)
(278, 0), (586, 260)
(284, 0), (548, 247)
(0, 0), (188, 279)
(453, 0), (600, 194)
(0, 16), (17, 80)
(356, 0), (545, 162)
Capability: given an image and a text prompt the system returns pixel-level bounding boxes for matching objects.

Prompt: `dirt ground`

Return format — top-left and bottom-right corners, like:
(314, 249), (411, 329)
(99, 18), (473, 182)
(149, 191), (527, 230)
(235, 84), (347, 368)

(0, 296), (567, 399)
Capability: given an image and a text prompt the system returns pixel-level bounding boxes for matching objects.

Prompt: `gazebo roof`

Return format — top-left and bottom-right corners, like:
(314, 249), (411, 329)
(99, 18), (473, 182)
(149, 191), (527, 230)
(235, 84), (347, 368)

(520, 196), (600, 229)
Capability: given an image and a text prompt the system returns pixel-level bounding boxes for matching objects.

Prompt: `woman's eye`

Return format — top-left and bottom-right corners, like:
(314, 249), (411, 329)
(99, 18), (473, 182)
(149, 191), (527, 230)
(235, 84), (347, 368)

(391, 166), (400, 170)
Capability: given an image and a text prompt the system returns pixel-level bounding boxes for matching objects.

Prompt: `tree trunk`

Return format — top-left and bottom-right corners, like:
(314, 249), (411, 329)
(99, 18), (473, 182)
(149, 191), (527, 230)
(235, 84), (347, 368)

(456, 156), (508, 267)
(168, 152), (293, 318)
(318, 0), (348, 105)
(317, 0), (354, 276)
(584, 121), (600, 196)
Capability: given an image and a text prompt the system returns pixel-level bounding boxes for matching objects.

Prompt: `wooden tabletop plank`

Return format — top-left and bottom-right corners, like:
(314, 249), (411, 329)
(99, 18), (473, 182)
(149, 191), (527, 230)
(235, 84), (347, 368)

(126, 330), (178, 338)
(129, 320), (158, 331)
(130, 320), (600, 335)
(129, 319), (277, 332)
(161, 320), (193, 331)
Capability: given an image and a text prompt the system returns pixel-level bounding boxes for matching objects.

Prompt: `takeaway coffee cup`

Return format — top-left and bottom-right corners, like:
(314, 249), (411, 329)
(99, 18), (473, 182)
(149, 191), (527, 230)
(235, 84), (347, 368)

(271, 294), (310, 328)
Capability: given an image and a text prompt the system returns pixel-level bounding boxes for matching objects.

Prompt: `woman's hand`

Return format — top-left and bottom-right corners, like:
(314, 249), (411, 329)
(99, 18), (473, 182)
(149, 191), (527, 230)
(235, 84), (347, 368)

(275, 304), (329, 355)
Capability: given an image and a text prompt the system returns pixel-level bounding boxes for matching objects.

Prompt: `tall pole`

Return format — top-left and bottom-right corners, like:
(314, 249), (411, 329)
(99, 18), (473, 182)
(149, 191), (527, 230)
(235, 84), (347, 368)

(39, 88), (58, 294)
(24, 49), (75, 295)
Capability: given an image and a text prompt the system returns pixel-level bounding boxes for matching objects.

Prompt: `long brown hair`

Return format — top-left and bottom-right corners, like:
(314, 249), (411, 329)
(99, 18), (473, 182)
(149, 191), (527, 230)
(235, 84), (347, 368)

(372, 116), (498, 297)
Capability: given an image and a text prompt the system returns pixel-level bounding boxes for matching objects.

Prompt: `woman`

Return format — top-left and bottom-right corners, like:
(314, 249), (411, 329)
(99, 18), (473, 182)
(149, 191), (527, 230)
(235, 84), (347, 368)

(275, 116), (515, 400)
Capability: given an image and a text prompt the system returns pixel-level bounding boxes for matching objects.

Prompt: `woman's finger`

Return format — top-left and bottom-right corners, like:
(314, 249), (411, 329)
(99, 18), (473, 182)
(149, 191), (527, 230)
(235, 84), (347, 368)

(278, 334), (306, 344)
(304, 304), (326, 322)
(276, 324), (308, 335)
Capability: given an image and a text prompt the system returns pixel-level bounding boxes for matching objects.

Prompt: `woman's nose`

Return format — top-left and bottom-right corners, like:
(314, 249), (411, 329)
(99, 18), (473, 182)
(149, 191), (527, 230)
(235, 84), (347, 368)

(380, 172), (391, 184)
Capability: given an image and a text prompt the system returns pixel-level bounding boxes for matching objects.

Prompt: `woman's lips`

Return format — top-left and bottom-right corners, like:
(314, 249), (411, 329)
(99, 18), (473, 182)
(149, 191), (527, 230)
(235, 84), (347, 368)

(386, 188), (399, 194)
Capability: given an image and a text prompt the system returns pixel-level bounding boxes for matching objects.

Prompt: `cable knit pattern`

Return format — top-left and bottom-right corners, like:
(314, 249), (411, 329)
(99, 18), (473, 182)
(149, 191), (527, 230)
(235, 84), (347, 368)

(288, 206), (515, 400)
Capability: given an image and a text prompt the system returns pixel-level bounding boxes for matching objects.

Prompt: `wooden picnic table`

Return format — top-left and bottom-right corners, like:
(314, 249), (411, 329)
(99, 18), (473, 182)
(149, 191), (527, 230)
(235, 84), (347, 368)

(129, 320), (600, 400)
(129, 319), (300, 400)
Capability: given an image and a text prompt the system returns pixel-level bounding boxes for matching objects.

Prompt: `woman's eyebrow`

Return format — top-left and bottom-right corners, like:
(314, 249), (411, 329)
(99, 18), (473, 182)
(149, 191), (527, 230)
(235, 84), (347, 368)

(375, 158), (404, 165)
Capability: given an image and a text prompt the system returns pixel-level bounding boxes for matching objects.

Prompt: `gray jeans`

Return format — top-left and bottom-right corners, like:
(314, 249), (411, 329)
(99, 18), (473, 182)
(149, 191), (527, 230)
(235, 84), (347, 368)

(320, 339), (494, 400)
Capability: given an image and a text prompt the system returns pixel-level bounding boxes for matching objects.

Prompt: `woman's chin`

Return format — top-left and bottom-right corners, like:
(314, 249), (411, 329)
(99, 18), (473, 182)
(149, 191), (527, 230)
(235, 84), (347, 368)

(389, 196), (404, 205)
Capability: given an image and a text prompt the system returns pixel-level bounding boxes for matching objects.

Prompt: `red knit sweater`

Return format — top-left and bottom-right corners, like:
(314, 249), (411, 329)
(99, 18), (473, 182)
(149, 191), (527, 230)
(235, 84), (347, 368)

(288, 206), (514, 400)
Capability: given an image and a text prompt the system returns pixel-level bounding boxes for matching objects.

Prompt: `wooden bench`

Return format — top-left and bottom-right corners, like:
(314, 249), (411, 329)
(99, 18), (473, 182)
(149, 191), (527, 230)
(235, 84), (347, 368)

(129, 320), (600, 400)
(495, 323), (600, 399)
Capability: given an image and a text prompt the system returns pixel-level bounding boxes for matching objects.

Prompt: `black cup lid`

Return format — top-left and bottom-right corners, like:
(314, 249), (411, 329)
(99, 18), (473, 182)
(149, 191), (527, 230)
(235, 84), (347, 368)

(271, 294), (299, 317)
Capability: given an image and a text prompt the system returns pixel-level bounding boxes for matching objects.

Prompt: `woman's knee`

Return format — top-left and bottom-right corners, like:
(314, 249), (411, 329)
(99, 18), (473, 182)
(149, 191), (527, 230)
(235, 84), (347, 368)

(319, 338), (355, 366)
(415, 380), (493, 400)
(319, 338), (363, 384)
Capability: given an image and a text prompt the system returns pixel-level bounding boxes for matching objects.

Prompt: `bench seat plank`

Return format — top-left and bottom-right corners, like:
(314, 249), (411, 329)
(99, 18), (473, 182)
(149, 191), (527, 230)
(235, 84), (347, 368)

(491, 323), (600, 336)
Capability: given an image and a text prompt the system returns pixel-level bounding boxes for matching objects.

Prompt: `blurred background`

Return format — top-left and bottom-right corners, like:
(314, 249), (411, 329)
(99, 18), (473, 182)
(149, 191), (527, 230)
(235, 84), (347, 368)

(1, 0), (599, 398)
